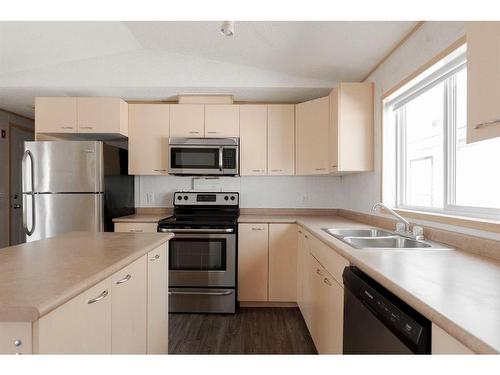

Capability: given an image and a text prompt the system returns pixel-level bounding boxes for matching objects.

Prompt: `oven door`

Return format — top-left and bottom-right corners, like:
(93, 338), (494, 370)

(169, 145), (222, 175)
(168, 231), (236, 287)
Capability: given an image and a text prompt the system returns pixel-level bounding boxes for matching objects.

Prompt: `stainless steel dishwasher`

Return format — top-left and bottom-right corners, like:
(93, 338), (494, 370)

(342, 267), (431, 354)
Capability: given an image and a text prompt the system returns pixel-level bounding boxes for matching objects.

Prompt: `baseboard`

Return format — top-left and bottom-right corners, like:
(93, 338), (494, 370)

(239, 301), (298, 308)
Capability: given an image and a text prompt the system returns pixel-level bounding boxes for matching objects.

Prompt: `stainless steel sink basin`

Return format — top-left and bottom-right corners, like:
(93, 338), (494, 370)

(323, 228), (393, 238)
(343, 236), (432, 249)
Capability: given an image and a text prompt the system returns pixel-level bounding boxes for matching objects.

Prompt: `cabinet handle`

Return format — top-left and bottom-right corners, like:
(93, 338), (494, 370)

(129, 229), (143, 233)
(189, 131), (200, 134)
(79, 126), (93, 129)
(315, 168), (327, 171)
(304, 235), (309, 239)
(323, 278), (332, 286)
(331, 165), (337, 168)
(149, 254), (160, 261)
(116, 274), (132, 285)
(61, 126), (74, 129)
(251, 169), (264, 172)
(207, 131), (218, 134)
(316, 268), (323, 276)
(270, 169), (283, 172)
(87, 290), (108, 304)
(251, 227), (265, 231)
(154, 169), (167, 172)
(14, 339), (22, 347)
(474, 119), (500, 129)
(298, 230), (303, 234)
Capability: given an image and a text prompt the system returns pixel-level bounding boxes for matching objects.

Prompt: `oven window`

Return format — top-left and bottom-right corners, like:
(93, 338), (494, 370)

(170, 148), (220, 169)
(169, 238), (227, 271)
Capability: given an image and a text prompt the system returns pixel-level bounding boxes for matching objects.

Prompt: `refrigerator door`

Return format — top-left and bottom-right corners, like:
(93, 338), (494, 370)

(23, 141), (103, 193)
(24, 193), (103, 242)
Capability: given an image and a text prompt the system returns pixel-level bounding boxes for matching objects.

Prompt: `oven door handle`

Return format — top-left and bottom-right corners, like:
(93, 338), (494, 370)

(218, 146), (223, 172)
(169, 290), (233, 296)
(159, 228), (234, 234)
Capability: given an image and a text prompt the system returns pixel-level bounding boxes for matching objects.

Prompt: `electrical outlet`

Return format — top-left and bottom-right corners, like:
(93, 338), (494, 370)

(146, 193), (154, 205)
(301, 194), (309, 203)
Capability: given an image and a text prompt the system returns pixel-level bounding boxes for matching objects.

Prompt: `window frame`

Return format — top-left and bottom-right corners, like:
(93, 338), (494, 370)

(390, 54), (500, 221)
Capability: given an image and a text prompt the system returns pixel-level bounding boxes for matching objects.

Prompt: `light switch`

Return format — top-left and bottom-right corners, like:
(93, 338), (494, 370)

(146, 193), (154, 205)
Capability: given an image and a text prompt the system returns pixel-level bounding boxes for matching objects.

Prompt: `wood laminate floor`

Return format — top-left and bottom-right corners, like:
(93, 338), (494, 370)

(169, 307), (317, 354)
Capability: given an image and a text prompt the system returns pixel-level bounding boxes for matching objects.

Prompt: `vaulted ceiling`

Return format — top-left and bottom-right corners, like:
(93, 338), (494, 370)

(0, 21), (417, 118)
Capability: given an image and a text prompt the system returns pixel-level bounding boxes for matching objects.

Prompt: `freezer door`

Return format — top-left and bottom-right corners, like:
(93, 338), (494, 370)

(24, 193), (103, 242)
(23, 141), (103, 193)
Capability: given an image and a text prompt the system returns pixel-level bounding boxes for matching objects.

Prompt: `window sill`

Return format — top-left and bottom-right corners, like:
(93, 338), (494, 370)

(394, 208), (500, 234)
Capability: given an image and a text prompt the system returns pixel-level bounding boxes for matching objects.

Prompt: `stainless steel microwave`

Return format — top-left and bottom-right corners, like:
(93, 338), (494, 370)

(168, 138), (239, 176)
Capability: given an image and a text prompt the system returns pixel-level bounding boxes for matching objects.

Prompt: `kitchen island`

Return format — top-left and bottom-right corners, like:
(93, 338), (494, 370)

(0, 231), (173, 354)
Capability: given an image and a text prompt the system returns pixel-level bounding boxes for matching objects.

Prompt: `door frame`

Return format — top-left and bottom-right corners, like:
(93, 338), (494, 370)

(8, 122), (34, 245)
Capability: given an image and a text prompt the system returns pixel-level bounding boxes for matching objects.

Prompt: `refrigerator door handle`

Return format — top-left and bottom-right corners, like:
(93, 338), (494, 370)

(22, 150), (36, 236)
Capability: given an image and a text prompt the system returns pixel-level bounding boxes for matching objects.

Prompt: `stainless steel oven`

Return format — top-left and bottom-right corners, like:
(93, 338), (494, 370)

(168, 138), (239, 176)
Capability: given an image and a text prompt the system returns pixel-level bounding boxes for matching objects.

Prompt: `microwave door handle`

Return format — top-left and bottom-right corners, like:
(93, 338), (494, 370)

(219, 146), (223, 172)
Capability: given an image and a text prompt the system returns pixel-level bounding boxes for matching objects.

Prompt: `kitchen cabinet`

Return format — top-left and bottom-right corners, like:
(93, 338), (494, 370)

(111, 255), (147, 354)
(147, 244), (169, 354)
(238, 223), (269, 302)
(36, 277), (112, 354)
(0, 322), (32, 354)
(297, 227), (312, 328)
(466, 22), (500, 143)
(431, 323), (475, 354)
(77, 97), (128, 135)
(128, 104), (170, 175)
(268, 223), (297, 302)
(295, 96), (330, 175)
(204, 104), (240, 137)
(240, 105), (268, 175)
(268, 104), (295, 175)
(169, 104), (205, 137)
(35, 97), (128, 137)
(35, 97), (78, 133)
(329, 83), (373, 173)
(114, 222), (158, 233)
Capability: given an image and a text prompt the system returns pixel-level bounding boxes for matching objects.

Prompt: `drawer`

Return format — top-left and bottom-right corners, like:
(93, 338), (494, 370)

(308, 233), (349, 286)
(114, 222), (158, 233)
(0, 322), (32, 354)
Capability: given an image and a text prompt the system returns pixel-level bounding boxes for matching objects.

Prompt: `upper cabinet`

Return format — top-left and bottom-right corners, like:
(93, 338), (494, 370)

(205, 104), (240, 137)
(295, 97), (330, 175)
(128, 104), (170, 175)
(169, 104), (205, 137)
(330, 82), (373, 173)
(240, 105), (268, 175)
(268, 104), (295, 175)
(35, 97), (128, 138)
(467, 22), (500, 143)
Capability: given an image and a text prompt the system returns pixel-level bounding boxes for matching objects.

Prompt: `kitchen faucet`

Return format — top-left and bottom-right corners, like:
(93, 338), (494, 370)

(371, 202), (424, 240)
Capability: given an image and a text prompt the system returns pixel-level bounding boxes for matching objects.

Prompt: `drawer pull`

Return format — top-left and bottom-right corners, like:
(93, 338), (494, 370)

(251, 227), (265, 231)
(270, 169), (283, 172)
(88, 290), (108, 304)
(323, 278), (332, 286)
(316, 268), (323, 276)
(154, 169), (167, 172)
(304, 235), (309, 239)
(298, 230), (303, 234)
(14, 339), (22, 347)
(116, 274), (132, 285)
(315, 168), (327, 171)
(251, 169), (264, 172)
(188, 131), (200, 134)
(61, 126), (74, 129)
(129, 229), (143, 233)
(474, 119), (500, 129)
(207, 131), (218, 134)
(79, 126), (93, 129)
(150, 254), (160, 261)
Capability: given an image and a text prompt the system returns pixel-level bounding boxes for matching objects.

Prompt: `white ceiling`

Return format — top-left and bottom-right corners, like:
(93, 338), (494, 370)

(0, 21), (417, 118)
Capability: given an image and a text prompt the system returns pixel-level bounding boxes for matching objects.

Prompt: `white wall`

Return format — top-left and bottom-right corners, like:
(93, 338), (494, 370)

(136, 175), (342, 208)
(337, 22), (467, 213)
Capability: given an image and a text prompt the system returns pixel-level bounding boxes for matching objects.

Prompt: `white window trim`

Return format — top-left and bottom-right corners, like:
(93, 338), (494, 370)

(388, 49), (500, 221)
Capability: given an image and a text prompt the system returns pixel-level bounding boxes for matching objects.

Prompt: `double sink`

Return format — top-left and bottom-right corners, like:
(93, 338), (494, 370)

(322, 228), (452, 250)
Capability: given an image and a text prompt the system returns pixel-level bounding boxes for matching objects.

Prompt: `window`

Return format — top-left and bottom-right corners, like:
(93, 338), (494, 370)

(385, 46), (500, 220)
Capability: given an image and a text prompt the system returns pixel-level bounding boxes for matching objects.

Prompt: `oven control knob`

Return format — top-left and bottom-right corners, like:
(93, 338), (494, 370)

(177, 196), (182, 201)
(183, 195), (188, 200)
(230, 196), (235, 201)
(224, 196), (229, 201)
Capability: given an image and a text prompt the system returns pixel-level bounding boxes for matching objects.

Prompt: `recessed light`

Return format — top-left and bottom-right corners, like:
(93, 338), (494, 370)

(220, 21), (234, 37)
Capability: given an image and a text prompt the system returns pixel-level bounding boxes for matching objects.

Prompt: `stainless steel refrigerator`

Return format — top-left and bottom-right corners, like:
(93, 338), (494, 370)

(22, 141), (134, 242)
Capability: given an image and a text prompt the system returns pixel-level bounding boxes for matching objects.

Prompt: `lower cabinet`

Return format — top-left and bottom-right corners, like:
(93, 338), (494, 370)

(34, 243), (168, 354)
(238, 223), (297, 302)
(431, 323), (475, 354)
(114, 222), (158, 233)
(111, 256), (147, 354)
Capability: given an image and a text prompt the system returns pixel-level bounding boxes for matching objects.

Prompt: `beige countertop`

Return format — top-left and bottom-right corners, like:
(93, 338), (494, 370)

(239, 214), (500, 354)
(0, 231), (173, 322)
(113, 214), (170, 223)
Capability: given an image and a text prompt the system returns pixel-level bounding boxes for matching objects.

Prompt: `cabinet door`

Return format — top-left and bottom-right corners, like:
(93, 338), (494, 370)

(269, 223), (297, 302)
(147, 244), (169, 354)
(205, 104), (240, 137)
(238, 223), (269, 302)
(111, 256), (147, 354)
(37, 277), (112, 354)
(114, 222), (158, 233)
(77, 97), (128, 135)
(432, 324), (474, 354)
(318, 273), (343, 354)
(467, 22), (500, 143)
(169, 104), (205, 137)
(329, 88), (339, 172)
(301, 231), (313, 329)
(295, 96), (330, 175)
(240, 105), (267, 175)
(129, 104), (170, 175)
(35, 97), (78, 133)
(268, 104), (295, 175)
(296, 228), (305, 310)
(308, 255), (324, 349)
